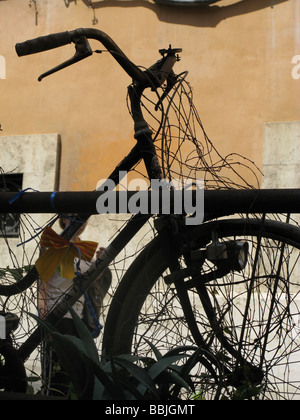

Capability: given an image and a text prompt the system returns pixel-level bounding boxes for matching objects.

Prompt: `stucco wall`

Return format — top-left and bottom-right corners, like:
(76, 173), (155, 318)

(262, 121), (300, 188)
(0, 133), (61, 267)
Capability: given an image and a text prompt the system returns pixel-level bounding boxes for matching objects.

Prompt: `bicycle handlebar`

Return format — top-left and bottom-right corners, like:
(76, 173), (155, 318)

(15, 31), (72, 56)
(15, 28), (148, 85)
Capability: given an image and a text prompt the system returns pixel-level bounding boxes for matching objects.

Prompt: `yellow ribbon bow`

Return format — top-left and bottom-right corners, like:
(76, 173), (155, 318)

(35, 226), (98, 282)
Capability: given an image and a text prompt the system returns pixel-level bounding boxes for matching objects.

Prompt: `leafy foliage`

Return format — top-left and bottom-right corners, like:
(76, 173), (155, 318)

(33, 309), (200, 400)
(32, 309), (264, 400)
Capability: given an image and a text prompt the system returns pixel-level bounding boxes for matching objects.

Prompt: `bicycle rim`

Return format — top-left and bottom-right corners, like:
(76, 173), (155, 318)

(102, 217), (300, 400)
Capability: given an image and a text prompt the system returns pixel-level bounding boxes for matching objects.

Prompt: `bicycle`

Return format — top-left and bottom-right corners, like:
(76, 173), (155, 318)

(0, 28), (299, 399)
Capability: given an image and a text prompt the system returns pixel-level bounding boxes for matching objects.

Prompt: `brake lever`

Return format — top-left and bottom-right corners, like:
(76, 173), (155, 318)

(38, 36), (92, 82)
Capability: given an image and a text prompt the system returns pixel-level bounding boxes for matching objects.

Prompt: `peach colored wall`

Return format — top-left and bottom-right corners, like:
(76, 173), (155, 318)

(0, 0), (299, 191)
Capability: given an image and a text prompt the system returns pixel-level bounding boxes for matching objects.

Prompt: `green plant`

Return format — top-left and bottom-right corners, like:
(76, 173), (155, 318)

(32, 309), (264, 400)
(32, 309), (201, 400)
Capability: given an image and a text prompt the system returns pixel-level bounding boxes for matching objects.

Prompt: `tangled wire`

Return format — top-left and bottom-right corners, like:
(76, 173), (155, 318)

(128, 71), (261, 191)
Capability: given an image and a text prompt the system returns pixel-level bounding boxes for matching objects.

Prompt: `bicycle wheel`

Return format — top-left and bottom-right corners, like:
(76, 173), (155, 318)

(102, 217), (300, 400)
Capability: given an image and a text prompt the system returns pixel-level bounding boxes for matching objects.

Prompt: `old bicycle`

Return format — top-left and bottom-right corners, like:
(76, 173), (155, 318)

(0, 28), (299, 399)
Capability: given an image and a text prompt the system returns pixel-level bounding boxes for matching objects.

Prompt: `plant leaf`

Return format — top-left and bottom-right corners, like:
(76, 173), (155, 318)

(147, 354), (187, 380)
(113, 356), (159, 399)
(67, 306), (99, 364)
(144, 338), (163, 361)
(50, 331), (95, 399)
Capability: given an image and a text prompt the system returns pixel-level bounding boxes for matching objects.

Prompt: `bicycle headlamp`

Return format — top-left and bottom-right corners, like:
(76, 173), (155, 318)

(229, 240), (249, 271)
(206, 240), (249, 272)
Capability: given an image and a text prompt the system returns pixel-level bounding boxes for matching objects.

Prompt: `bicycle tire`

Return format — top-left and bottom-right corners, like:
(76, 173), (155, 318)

(102, 217), (300, 400)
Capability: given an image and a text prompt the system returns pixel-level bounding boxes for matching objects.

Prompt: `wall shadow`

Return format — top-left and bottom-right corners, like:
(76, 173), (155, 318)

(64, 0), (78, 7)
(80, 0), (289, 28)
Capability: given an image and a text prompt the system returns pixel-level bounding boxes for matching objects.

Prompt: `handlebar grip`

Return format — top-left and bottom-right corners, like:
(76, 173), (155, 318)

(15, 31), (72, 56)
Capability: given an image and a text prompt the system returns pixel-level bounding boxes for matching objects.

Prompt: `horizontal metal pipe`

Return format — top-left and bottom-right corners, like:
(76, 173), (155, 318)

(0, 189), (300, 215)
